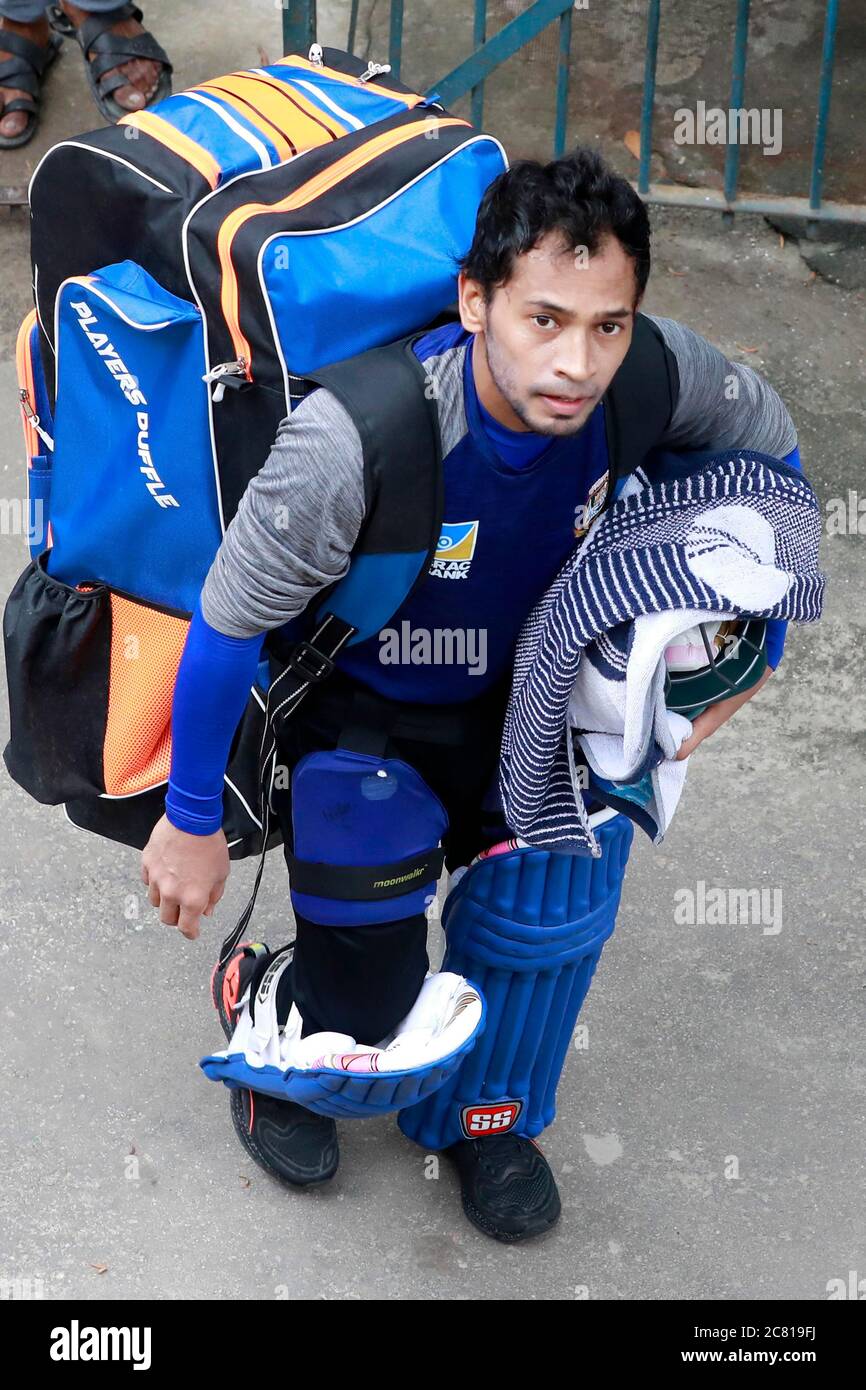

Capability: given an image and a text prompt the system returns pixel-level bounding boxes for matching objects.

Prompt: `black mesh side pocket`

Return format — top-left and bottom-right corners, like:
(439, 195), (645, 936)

(3, 549), (110, 803)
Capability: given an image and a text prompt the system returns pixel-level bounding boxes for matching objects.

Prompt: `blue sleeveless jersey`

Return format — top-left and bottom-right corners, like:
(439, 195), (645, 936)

(336, 321), (611, 703)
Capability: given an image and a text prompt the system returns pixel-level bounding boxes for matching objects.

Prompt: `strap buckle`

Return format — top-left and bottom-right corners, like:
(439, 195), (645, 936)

(287, 639), (335, 684)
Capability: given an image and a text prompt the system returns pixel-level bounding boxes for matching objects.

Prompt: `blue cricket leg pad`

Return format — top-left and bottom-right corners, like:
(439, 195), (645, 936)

(396, 813), (634, 1148)
(200, 949), (487, 1119)
(200, 1022), (486, 1120)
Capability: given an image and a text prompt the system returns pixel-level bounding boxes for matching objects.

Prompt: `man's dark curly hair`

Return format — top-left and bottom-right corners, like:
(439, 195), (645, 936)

(459, 147), (651, 304)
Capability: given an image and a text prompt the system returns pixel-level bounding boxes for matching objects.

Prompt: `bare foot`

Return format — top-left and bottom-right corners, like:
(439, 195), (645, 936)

(0, 14), (51, 141)
(59, 0), (164, 112)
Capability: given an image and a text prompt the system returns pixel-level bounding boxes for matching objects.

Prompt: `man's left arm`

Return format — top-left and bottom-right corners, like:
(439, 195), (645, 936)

(645, 313), (797, 459)
(644, 315), (801, 756)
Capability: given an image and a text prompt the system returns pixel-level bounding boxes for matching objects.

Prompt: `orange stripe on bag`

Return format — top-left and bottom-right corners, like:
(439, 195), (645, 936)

(102, 595), (190, 796)
(15, 309), (40, 461)
(206, 71), (345, 144)
(219, 116), (469, 374)
(196, 79), (299, 161)
(118, 110), (222, 189)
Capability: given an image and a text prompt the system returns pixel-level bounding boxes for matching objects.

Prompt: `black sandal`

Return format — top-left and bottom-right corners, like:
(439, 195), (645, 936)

(47, 2), (171, 123)
(0, 27), (63, 149)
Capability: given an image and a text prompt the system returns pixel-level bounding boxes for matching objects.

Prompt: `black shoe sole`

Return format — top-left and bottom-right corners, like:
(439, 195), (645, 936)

(459, 1188), (561, 1243)
(444, 1138), (562, 1242)
(229, 1086), (339, 1189)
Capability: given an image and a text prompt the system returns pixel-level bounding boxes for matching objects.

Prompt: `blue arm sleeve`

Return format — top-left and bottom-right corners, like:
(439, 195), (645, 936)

(165, 598), (266, 835)
(764, 444), (802, 669)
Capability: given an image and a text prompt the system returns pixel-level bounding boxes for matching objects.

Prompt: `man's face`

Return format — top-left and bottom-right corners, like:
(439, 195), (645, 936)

(459, 229), (641, 436)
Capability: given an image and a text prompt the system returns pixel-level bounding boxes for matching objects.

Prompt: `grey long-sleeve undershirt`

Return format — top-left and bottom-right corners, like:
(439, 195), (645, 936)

(200, 386), (366, 638)
(199, 316), (797, 639)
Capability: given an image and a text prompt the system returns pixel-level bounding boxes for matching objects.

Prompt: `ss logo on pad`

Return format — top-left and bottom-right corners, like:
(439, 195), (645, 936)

(460, 1100), (523, 1136)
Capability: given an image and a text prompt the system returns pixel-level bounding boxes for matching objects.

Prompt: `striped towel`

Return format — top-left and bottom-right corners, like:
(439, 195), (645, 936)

(499, 450), (825, 855)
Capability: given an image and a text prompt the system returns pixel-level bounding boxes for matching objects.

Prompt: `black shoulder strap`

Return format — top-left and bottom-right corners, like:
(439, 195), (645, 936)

(303, 334), (443, 567)
(604, 312), (680, 484)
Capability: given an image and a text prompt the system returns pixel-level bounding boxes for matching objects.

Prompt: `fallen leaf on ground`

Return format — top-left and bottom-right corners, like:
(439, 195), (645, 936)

(623, 130), (641, 160)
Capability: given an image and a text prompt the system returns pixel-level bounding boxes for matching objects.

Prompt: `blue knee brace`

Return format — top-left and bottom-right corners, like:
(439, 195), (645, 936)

(200, 748), (487, 1118)
(286, 748), (449, 927)
(397, 813), (634, 1149)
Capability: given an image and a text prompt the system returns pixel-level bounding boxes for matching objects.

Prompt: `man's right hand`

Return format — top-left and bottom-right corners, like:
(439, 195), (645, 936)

(141, 813), (230, 940)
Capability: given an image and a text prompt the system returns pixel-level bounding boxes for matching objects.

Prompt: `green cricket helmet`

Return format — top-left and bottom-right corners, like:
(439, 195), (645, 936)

(663, 618), (768, 721)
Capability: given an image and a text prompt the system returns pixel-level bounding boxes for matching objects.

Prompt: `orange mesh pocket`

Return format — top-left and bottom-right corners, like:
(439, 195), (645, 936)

(101, 593), (189, 797)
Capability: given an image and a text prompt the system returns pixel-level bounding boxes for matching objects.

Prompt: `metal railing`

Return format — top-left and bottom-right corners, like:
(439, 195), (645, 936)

(637, 0), (861, 227)
(284, 0), (576, 157)
(283, 0), (863, 228)
(2, 1), (853, 222)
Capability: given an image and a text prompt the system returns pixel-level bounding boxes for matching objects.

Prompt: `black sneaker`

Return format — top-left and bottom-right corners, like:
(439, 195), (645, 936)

(443, 1132), (561, 1241)
(210, 940), (271, 1042)
(229, 1085), (339, 1188)
(211, 941), (338, 1188)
